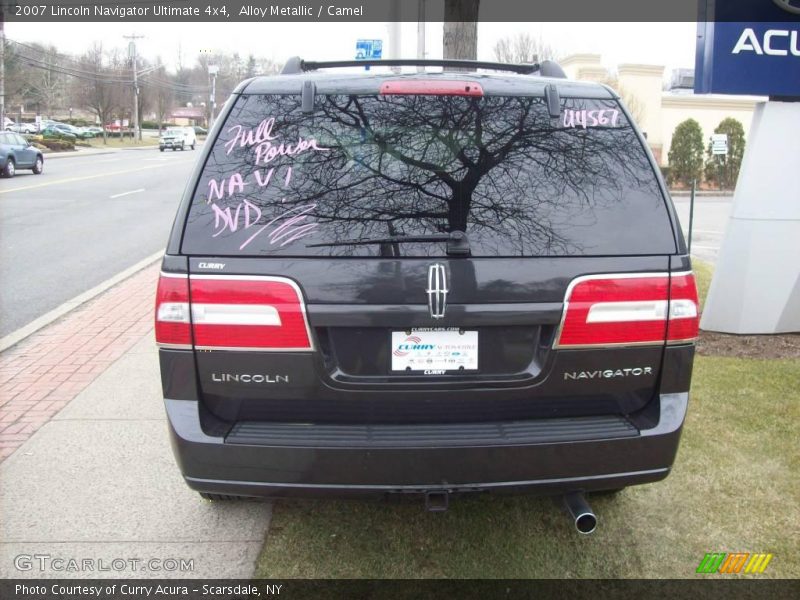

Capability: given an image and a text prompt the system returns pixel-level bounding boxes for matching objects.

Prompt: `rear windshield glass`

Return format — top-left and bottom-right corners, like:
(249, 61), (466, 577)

(181, 93), (675, 257)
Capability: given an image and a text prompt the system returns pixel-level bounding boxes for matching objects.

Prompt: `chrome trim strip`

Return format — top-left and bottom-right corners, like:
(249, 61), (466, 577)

(666, 337), (699, 345)
(194, 345), (313, 352)
(157, 343), (193, 350)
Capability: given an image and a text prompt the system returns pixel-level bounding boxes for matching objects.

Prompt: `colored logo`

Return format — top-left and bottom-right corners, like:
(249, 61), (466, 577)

(696, 553), (773, 574)
(393, 335), (421, 357)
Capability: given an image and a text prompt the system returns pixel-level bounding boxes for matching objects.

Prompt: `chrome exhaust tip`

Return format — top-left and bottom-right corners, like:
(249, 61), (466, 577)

(563, 492), (597, 534)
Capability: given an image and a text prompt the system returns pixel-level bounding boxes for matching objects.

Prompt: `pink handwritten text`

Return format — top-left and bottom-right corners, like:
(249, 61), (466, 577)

(563, 109), (620, 129)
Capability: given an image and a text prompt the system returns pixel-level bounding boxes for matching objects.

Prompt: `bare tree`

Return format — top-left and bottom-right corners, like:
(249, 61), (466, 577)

(443, 0), (479, 62)
(74, 44), (118, 144)
(7, 43), (67, 117)
(151, 58), (173, 133)
(493, 32), (557, 64)
(600, 75), (645, 124)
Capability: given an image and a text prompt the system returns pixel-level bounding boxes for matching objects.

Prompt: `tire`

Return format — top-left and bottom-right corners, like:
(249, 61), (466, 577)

(3, 158), (15, 178)
(180, 143), (185, 151)
(159, 147), (164, 152)
(191, 143), (195, 150)
(32, 156), (43, 175)
(199, 492), (248, 501)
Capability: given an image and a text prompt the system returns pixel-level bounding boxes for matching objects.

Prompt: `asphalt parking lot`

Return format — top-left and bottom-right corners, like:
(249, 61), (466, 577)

(672, 194), (733, 265)
(0, 146), (197, 337)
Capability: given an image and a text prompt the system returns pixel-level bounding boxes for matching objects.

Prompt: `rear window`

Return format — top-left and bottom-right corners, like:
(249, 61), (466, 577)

(181, 92), (676, 257)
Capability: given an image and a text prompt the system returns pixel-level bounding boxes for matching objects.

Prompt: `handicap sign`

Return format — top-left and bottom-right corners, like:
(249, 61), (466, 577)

(356, 39), (382, 70)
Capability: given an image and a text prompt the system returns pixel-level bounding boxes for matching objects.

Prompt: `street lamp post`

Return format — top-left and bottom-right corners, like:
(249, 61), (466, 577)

(208, 65), (219, 129)
(124, 34), (144, 141)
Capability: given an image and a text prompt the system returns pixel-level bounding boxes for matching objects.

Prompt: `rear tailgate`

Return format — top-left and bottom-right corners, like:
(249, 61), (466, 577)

(182, 255), (686, 424)
(165, 83), (691, 424)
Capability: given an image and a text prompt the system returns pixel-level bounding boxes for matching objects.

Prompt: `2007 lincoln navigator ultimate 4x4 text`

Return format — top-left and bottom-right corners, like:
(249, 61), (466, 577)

(155, 58), (698, 533)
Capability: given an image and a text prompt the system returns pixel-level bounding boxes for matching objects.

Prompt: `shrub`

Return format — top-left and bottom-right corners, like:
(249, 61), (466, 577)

(668, 119), (704, 188)
(40, 139), (75, 152)
(63, 118), (95, 127)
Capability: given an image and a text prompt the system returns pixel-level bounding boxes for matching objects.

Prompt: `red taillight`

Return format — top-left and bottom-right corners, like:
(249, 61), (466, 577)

(189, 276), (312, 351)
(379, 80), (484, 96)
(555, 272), (699, 348)
(666, 273), (700, 343)
(155, 273), (191, 348)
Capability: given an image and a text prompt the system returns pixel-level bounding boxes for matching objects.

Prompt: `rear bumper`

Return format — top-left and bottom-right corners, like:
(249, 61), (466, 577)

(164, 392), (688, 498)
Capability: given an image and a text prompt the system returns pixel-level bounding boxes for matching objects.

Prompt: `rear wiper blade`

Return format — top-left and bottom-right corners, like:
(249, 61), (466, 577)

(306, 230), (471, 256)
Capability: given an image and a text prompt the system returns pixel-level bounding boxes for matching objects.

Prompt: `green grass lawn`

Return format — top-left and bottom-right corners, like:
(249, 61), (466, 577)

(86, 136), (160, 148)
(255, 263), (799, 578)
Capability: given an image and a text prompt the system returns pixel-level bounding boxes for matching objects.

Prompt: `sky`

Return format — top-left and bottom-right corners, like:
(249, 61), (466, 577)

(5, 21), (698, 79)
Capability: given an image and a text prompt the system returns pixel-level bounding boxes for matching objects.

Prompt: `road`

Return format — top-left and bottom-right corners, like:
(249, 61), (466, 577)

(672, 194), (733, 266)
(0, 147), (200, 337)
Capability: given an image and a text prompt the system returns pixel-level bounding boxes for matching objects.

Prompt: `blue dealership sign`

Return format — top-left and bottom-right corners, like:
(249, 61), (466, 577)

(355, 39), (383, 61)
(695, 1), (800, 96)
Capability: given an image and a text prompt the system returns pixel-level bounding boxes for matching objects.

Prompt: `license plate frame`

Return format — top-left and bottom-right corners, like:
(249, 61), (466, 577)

(390, 328), (479, 373)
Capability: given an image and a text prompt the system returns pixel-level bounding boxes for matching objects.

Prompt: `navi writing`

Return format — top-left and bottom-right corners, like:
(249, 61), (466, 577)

(207, 117), (325, 251)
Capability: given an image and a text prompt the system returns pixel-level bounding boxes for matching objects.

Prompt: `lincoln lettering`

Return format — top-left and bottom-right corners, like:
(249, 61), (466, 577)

(212, 373), (290, 384)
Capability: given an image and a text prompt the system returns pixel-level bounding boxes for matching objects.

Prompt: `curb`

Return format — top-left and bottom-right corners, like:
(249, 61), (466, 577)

(669, 190), (735, 197)
(44, 145), (161, 159)
(0, 250), (164, 353)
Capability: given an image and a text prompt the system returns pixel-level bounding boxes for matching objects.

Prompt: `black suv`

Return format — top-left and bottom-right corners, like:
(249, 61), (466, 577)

(156, 58), (698, 532)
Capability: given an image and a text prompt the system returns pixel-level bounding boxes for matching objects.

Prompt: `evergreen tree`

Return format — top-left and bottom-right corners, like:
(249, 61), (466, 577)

(668, 118), (704, 187)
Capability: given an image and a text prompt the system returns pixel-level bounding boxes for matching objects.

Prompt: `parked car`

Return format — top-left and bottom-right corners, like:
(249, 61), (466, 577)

(0, 131), (44, 177)
(193, 126), (208, 136)
(105, 122), (134, 136)
(6, 122), (37, 134)
(41, 126), (77, 142)
(85, 126), (104, 137)
(155, 58), (699, 531)
(159, 126), (196, 151)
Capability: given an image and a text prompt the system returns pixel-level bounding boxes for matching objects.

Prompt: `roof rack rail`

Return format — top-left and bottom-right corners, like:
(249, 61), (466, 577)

(281, 57), (545, 76)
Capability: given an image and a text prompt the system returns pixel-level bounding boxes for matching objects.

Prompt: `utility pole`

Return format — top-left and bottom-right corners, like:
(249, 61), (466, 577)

(388, 0), (401, 74)
(416, 0), (426, 73)
(1, 9), (6, 130)
(208, 64), (218, 129)
(124, 34), (143, 141)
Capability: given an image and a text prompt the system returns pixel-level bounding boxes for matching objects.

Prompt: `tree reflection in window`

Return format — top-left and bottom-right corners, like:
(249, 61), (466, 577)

(186, 93), (675, 257)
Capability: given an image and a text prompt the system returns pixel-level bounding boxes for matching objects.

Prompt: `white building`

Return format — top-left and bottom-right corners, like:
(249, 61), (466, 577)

(560, 54), (765, 165)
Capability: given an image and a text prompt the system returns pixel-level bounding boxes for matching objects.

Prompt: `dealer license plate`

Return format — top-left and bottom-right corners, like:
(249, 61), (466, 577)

(390, 328), (478, 373)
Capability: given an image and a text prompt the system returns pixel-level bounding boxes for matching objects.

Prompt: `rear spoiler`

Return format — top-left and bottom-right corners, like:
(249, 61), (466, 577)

(281, 57), (567, 79)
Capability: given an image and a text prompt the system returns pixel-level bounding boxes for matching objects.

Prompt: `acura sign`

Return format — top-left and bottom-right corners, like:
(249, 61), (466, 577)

(696, 0), (800, 96)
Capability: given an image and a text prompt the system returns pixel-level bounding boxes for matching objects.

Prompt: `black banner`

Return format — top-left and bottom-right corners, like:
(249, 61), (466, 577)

(1, 579), (799, 600)
(1, 0), (800, 23)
